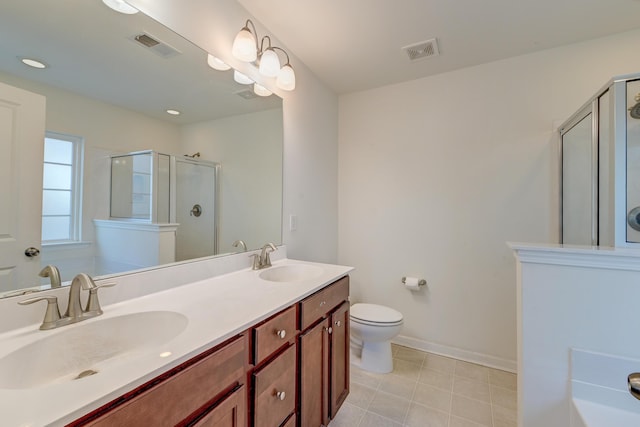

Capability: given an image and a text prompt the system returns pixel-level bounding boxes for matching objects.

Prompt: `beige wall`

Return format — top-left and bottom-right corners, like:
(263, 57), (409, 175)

(338, 29), (640, 369)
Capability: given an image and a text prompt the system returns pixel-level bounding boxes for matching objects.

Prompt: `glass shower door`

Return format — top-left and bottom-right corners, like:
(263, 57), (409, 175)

(562, 111), (597, 245)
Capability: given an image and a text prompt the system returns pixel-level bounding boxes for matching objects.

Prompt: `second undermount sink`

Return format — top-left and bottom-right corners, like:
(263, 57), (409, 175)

(0, 311), (188, 390)
(259, 264), (324, 283)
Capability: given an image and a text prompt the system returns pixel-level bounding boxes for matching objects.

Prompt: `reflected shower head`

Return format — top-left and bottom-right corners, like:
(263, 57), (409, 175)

(630, 94), (640, 119)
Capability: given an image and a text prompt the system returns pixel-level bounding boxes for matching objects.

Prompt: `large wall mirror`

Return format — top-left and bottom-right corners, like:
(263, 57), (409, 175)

(0, 0), (283, 297)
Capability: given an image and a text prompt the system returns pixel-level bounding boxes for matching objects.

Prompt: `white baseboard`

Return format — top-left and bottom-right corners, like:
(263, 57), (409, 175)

(392, 334), (517, 373)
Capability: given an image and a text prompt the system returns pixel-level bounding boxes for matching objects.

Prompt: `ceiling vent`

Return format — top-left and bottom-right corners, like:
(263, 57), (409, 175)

(235, 89), (258, 100)
(129, 32), (181, 59)
(402, 38), (440, 61)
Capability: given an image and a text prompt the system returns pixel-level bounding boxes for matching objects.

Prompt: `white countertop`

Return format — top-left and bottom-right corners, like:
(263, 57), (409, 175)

(0, 258), (352, 426)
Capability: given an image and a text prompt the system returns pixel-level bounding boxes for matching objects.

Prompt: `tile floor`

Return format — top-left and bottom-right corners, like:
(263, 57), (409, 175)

(330, 344), (517, 427)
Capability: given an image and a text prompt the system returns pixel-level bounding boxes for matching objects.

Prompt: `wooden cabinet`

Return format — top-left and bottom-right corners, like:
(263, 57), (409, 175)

(253, 305), (297, 366)
(252, 345), (297, 427)
(70, 335), (248, 427)
(299, 276), (350, 427)
(299, 318), (330, 427)
(329, 301), (350, 418)
(191, 385), (246, 427)
(69, 275), (350, 427)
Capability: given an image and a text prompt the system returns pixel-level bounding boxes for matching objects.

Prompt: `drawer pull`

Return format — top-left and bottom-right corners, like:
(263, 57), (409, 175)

(325, 326), (333, 334)
(320, 301), (326, 307)
(275, 390), (286, 401)
(334, 320), (342, 327)
(275, 329), (287, 339)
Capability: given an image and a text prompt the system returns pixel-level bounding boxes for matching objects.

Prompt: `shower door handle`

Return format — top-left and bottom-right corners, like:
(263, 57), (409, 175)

(190, 204), (202, 217)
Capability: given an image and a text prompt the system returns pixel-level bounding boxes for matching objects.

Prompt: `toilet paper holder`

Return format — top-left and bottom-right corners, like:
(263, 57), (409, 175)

(401, 277), (427, 287)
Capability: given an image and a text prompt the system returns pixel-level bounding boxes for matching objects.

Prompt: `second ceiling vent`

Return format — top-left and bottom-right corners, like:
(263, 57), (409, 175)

(402, 38), (440, 61)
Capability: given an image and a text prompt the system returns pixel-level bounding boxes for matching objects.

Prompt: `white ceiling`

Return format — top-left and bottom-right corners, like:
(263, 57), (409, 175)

(239, 0), (640, 94)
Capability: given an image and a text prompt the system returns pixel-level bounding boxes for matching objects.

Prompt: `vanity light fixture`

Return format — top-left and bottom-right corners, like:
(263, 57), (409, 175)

(102, 0), (139, 15)
(233, 70), (254, 85)
(207, 54), (231, 71)
(253, 83), (272, 97)
(166, 109), (181, 116)
(231, 19), (296, 91)
(20, 57), (47, 69)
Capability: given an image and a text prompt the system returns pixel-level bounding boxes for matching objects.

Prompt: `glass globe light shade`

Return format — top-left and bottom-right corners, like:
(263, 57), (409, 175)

(253, 83), (272, 97)
(233, 70), (253, 85)
(258, 48), (281, 77)
(102, 0), (138, 14)
(276, 64), (296, 91)
(207, 54), (231, 71)
(232, 28), (257, 62)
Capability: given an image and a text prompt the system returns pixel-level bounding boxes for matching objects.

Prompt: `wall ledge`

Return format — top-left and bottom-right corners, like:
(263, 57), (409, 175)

(509, 242), (640, 272)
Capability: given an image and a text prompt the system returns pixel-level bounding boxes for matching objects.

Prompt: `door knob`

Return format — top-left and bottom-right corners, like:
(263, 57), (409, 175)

(24, 247), (40, 258)
(190, 204), (202, 217)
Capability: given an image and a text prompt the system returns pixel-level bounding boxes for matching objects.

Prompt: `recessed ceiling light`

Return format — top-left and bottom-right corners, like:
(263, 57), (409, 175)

(102, 0), (139, 15)
(20, 58), (47, 69)
(166, 109), (181, 116)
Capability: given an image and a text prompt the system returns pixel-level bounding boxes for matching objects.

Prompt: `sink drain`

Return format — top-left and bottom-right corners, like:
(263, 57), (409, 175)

(74, 369), (98, 380)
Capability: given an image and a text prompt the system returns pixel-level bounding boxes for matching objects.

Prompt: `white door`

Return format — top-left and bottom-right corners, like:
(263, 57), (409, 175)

(0, 81), (46, 293)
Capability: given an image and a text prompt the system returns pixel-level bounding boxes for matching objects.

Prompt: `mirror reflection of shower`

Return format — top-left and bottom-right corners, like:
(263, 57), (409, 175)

(630, 93), (640, 119)
(96, 150), (219, 272)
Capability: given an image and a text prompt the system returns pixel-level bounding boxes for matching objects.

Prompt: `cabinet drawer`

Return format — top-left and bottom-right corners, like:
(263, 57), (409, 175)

(191, 385), (246, 427)
(300, 276), (349, 330)
(253, 345), (296, 427)
(86, 335), (247, 426)
(281, 413), (296, 427)
(253, 305), (297, 365)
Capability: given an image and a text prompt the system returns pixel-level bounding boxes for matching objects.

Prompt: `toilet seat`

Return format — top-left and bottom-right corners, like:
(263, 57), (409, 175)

(350, 303), (403, 326)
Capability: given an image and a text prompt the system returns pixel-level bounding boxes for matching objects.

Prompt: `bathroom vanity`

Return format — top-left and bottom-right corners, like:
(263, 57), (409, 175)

(0, 257), (352, 427)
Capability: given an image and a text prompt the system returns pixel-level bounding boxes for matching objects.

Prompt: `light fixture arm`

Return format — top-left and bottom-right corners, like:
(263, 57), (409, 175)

(243, 19), (260, 53)
(271, 46), (291, 65)
(259, 35), (273, 56)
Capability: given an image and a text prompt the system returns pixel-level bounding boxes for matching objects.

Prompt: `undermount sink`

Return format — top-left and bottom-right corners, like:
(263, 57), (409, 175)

(259, 264), (324, 282)
(0, 311), (188, 390)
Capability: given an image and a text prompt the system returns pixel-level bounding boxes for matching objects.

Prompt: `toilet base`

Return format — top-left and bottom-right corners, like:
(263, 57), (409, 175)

(357, 341), (394, 374)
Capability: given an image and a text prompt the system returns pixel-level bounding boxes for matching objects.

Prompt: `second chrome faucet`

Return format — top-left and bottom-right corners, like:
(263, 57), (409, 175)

(251, 243), (277, 270)
(19, 273), (115, 330)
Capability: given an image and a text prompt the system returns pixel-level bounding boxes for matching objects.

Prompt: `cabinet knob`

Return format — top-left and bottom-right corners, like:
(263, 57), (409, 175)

(275, 391), (286, 401)
(334, 320), (342, 327)
(275, 329), (286, 339)
(319, 301), (326, 307)
(325, 326), (333, 334)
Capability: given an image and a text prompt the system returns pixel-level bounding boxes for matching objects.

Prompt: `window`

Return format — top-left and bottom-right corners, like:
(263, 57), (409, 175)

(41, 132), (84, 243)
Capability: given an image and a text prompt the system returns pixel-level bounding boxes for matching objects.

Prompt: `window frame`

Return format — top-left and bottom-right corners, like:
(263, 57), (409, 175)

(41, 131), (84, 244)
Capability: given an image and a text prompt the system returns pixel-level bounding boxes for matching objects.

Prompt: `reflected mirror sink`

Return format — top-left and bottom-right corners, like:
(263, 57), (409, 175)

(0, 311), (188, 389)
(259, 264), (324, 283)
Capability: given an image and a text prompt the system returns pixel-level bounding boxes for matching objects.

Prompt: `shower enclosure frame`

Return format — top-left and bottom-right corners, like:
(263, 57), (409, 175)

(559, 72), (640, 247)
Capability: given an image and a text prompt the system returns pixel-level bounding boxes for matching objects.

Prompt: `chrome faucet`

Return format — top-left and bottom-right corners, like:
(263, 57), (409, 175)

(232, 239), (247, 252)
(18, 273), (115, 330)
(39, 265), (61, 288)
(250, 243), (278, 270)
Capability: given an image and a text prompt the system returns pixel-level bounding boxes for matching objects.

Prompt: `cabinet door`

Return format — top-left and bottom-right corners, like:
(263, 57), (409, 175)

(191, 385), (246, 427)
(299, 318), (329, 427)
(253, 345), (296, 427)
(330, 302), (350, 418)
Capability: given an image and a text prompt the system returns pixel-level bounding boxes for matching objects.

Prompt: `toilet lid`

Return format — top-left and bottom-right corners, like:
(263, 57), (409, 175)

(350, 303), (403, 324)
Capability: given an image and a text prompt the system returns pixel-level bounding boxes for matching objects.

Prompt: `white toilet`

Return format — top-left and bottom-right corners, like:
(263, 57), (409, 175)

(350, 303), (403, 374)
